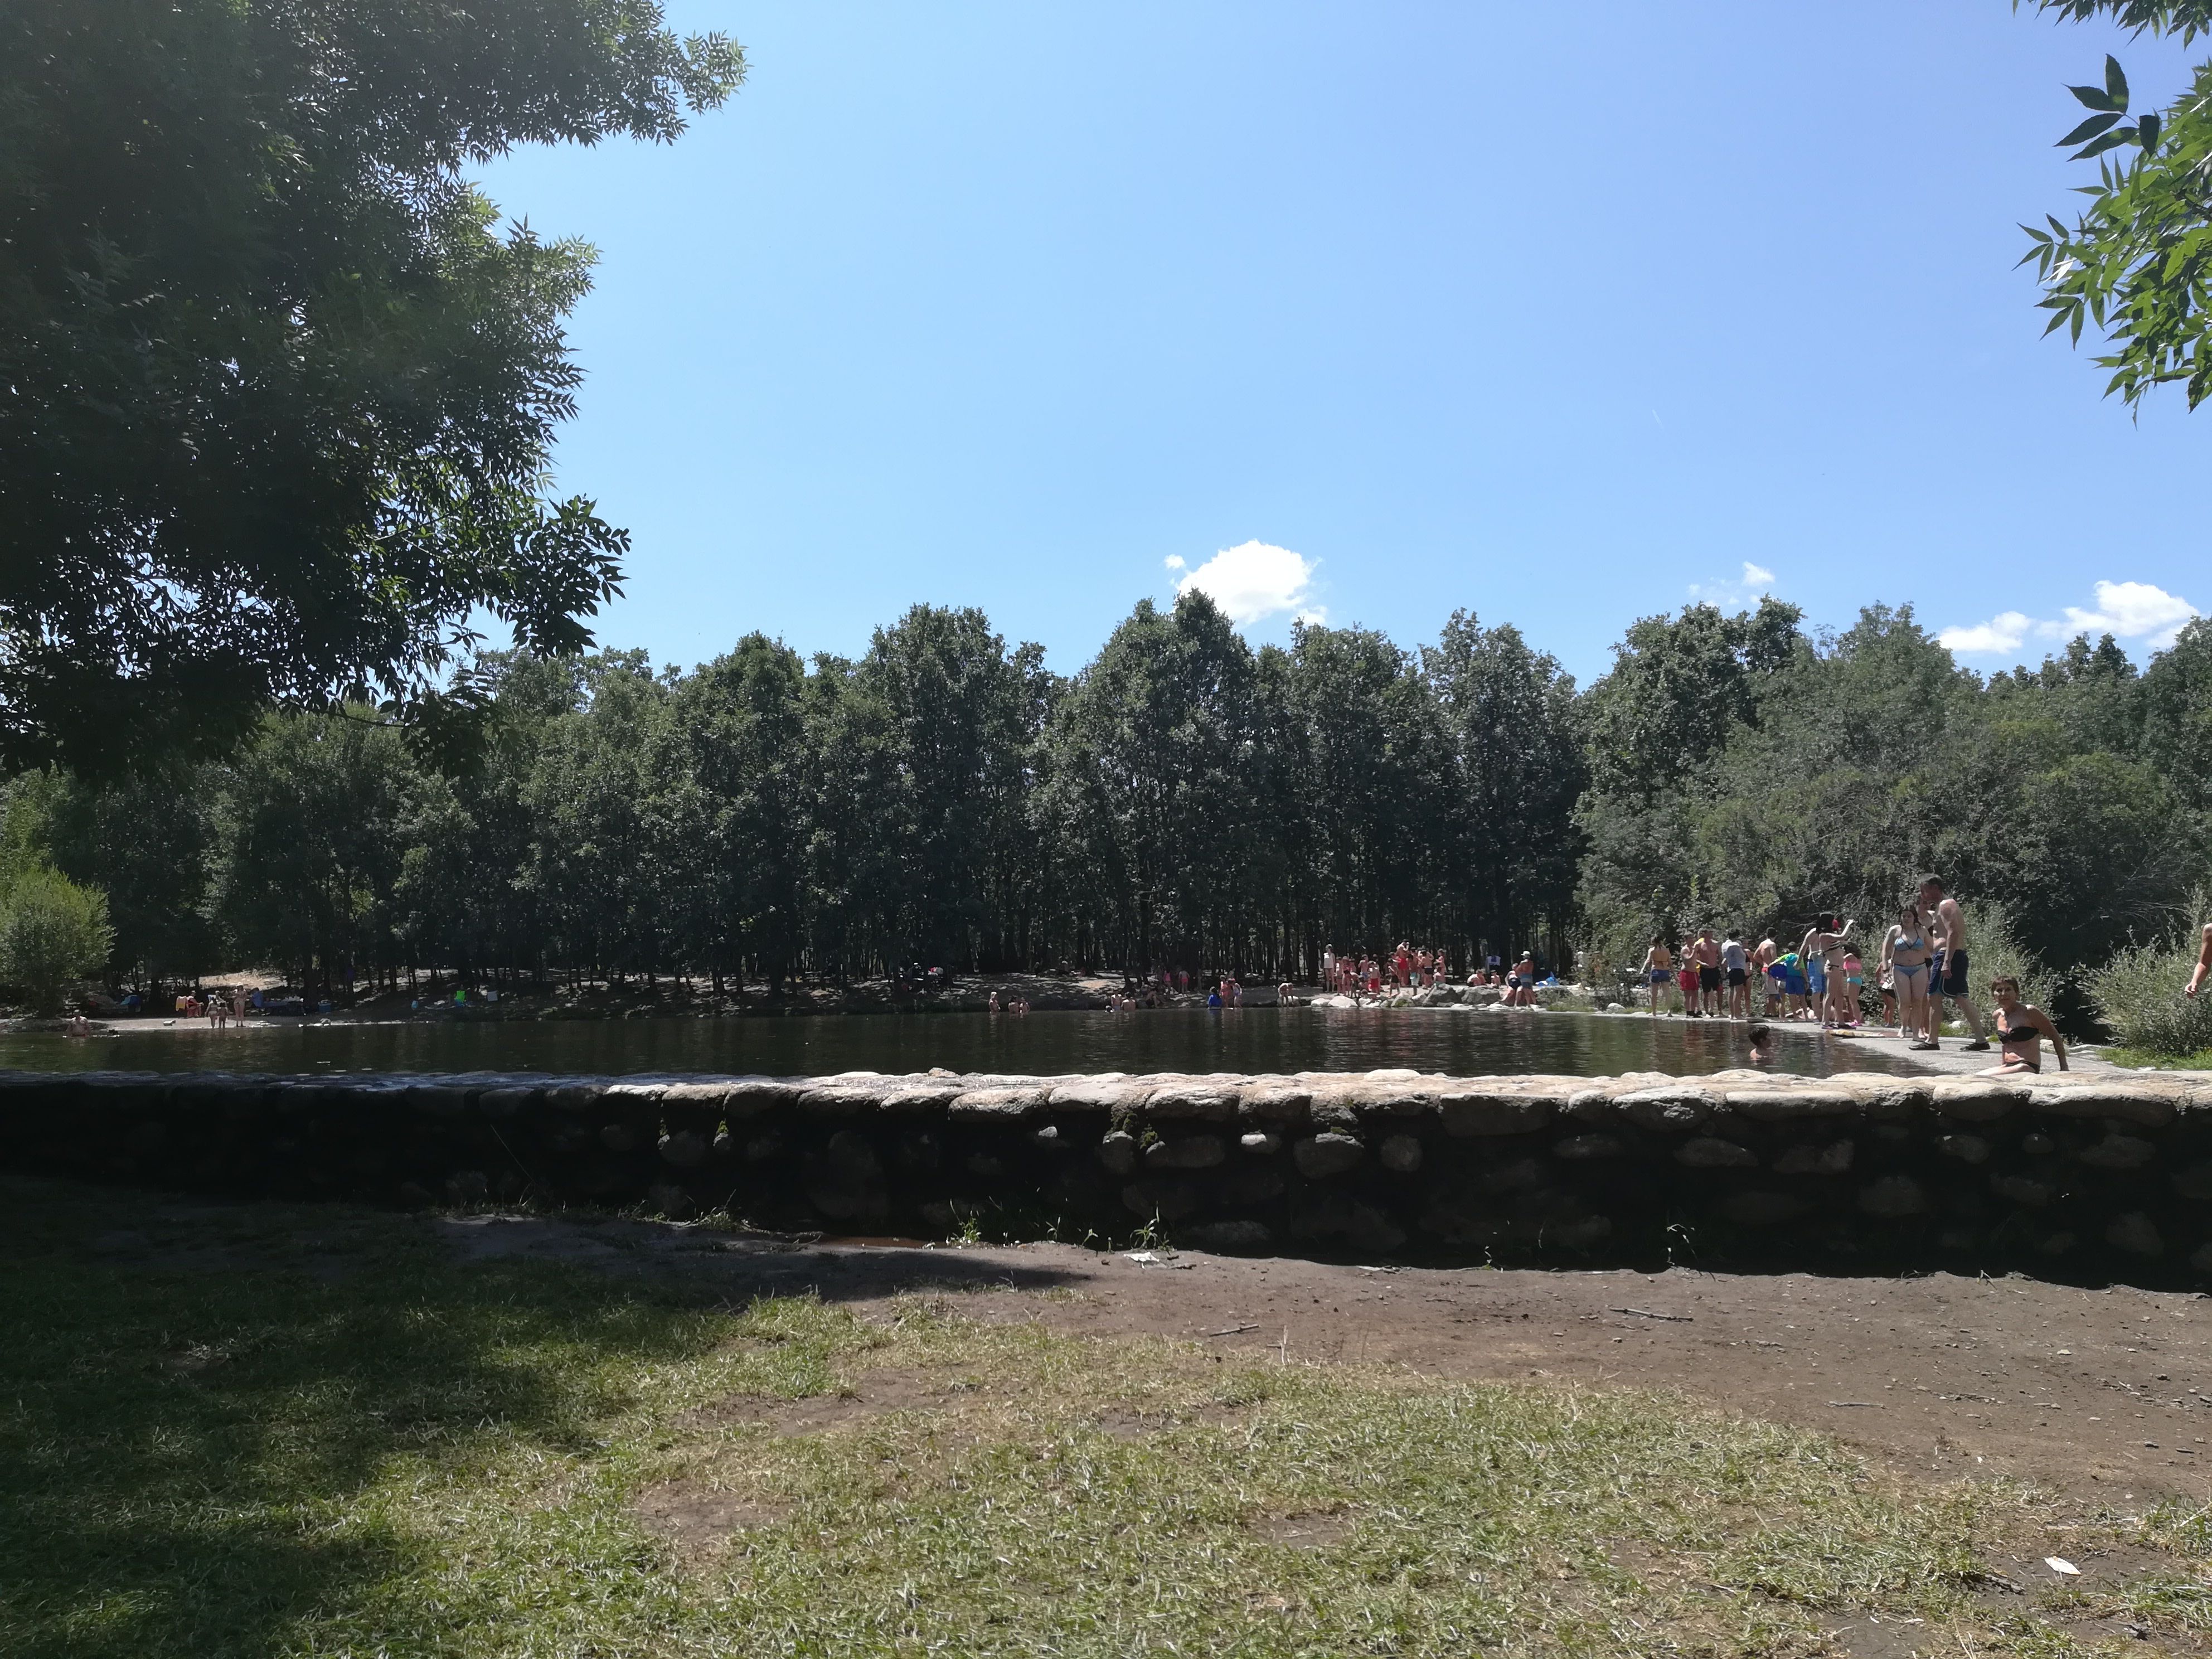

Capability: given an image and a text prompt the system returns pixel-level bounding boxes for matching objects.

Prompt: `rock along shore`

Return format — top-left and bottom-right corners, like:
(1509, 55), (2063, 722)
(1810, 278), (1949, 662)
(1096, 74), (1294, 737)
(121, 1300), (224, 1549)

(6, 1066), (2210, 1282)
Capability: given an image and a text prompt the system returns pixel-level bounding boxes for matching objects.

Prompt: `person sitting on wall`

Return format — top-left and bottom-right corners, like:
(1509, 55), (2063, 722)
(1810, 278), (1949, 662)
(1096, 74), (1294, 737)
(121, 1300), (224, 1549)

(1980, 975), (2066, 1076)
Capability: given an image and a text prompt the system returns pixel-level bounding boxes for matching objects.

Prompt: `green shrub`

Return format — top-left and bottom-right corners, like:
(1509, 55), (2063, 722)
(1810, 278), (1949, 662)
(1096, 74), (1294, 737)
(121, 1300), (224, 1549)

(2086, 934), (2212, 1058)
(1960, 901), (2060, 1014)
(0, 869), (114, 1015)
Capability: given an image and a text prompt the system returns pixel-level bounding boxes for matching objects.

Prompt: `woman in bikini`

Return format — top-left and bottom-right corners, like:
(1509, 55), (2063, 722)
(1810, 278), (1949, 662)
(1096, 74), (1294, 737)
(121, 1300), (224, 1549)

(1639, 935), (1674, 1016)
(1881, 904), (1932, 1044)
(1979, 974), (2067, 1076)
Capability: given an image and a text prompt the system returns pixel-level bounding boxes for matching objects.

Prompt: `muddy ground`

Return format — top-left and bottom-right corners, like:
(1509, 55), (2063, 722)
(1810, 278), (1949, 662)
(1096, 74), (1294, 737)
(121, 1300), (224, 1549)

(411, 1208), (2212, 1510)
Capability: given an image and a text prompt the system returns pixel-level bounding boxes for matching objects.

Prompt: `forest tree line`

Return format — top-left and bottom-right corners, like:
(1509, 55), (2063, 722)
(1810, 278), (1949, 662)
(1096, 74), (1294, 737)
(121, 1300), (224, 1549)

(1, 589), (2206, 1017)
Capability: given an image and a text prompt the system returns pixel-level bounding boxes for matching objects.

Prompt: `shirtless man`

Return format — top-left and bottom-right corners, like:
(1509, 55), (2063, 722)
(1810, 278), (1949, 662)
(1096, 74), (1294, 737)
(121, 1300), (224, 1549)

(2187, 921), (2212, 998)
(1691, 928), (1723, 1019)
(1917, 875), (1988, 1052)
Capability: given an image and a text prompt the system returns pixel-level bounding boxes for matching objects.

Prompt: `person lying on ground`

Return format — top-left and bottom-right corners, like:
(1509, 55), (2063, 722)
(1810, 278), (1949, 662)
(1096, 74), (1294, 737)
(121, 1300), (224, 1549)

(1978, 975), (2065, 1076)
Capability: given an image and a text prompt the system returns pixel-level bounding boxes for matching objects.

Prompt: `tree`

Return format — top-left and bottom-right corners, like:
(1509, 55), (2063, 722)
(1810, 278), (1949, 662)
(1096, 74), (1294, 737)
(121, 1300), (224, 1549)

(2018, 4), (2212, 406)
(0, 0), (743, 775)
(0, 869), (115, 1014)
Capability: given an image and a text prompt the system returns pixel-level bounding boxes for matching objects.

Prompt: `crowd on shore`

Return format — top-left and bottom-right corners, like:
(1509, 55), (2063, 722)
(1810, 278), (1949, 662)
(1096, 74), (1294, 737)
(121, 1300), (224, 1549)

(1636, 875), (2068, 1078)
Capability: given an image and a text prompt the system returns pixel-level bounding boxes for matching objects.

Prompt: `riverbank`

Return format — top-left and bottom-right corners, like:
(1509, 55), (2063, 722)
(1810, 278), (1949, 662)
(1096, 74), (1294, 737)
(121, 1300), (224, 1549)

(18, 1174), (2210, 1657)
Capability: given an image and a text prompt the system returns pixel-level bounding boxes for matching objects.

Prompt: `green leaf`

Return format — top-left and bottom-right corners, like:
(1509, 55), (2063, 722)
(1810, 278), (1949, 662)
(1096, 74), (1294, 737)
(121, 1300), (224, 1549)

(2020, 223), (2054, 243)
(2058, 111), (2124, 145)
(2048, 214), (2070, 237)
(2070, 84), (2122, 111)
(2074, 127), (2136, 159)
(2137, 111), (2161, 150)
(2071, 304), (2085, 344)
(2105, 54), (2129, 109)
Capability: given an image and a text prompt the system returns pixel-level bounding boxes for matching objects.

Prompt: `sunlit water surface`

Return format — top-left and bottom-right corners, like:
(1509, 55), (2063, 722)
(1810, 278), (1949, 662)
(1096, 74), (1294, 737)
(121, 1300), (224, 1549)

(0, 1009), (1920, 1079)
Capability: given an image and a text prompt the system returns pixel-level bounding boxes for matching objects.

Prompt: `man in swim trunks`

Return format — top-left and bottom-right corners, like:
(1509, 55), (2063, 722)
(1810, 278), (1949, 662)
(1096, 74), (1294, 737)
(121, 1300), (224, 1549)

(1691, 928), (1723, 1019)
(1720, 928), (1752, 1020)
(1917, 876), (1988, 1052)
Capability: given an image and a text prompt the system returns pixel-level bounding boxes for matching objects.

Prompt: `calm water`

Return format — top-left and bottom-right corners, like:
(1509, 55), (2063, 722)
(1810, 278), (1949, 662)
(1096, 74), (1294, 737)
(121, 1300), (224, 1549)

(0, 1009), (1918, 1079)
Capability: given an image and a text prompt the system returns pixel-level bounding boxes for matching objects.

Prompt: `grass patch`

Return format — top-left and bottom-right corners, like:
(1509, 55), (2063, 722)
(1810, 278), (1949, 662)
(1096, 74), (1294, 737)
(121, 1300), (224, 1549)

(2102, 1046), (2212, 1071)
(3, 1180), (2207, 1657)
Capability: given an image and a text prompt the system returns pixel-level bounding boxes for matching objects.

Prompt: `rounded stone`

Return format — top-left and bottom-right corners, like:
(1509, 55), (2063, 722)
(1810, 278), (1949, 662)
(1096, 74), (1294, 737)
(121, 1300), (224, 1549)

(1096, 1130), (1139, 1175)
(1144, 1134), (1226, 1171)
(1857, 1175), (1929, 1217)
(1379, 1134), (1423, 1173)
(1293, 1132), (1367, 1178)
(2107, 1211), (2164, 1258)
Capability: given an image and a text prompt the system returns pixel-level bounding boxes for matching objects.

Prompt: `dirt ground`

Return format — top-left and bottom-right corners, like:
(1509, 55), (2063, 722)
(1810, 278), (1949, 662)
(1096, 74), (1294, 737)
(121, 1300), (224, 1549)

(415, 1209), (2212, 1512)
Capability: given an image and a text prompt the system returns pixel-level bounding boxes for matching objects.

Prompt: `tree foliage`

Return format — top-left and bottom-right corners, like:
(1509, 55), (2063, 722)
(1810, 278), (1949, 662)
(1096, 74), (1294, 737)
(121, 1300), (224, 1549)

(0, 0), (743, 775)
(2020, 4), (2212, 405)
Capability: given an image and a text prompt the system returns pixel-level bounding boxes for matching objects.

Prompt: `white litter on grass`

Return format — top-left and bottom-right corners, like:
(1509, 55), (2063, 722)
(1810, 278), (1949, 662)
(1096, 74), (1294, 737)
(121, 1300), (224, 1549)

(2045, 1556), (2080, 1576)
(1123, 1251), (1160, 1265)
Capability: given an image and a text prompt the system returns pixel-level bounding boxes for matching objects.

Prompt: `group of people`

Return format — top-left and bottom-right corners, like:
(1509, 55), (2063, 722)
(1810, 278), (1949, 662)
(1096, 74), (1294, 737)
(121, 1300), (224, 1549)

(1314, 943), (1549, 1005)
(1637, 876), (2069, 1073)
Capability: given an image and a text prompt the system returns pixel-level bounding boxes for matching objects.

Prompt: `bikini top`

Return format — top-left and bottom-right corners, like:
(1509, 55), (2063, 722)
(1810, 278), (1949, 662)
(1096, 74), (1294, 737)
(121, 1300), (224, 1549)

(1895, 932), (1925, 951)
(1998, 1017), (2038, 1045)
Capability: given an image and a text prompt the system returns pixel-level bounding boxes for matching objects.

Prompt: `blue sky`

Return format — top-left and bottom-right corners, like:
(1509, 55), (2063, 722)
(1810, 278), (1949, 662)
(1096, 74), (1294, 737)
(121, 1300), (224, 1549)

(481, 1), (2207, 686)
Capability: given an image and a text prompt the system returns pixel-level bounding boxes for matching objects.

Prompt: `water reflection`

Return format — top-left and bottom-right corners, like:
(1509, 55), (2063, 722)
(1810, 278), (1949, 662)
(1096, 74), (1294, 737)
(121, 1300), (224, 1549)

(0, 1008), (1919, 1079)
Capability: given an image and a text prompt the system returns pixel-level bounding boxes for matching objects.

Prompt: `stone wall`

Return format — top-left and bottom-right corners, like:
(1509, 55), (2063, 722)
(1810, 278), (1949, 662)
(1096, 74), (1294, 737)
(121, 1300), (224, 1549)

(5, 1066), (2210, 1280)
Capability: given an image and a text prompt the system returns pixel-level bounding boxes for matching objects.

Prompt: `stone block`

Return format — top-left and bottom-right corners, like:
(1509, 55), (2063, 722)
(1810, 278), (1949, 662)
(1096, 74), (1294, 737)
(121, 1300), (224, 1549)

(2172, 1163), (2212, 1202)
(1236, 1081), (1312, 1127)
(950, 1086), (1049, 1121)
(1379, 1134), (1423, 1173)
(799, 1082), (891, 1115)
(2107, 1211), (2164, 1258)
(1720, 1191), (1808, 1226)
(658, 1129), (707, 1169)
(1047, 1078), (1146, 1113)
(1122, 1177), (1202, 1221)
(1936, 1134), (1991, 1166)
(805, 1129), (887, 1222)
(1675, 1137), (1757, 1168)
(1990, 1173), (2051, 1207)
(1773, 1139), (1854, 1176)
(1096, 1131), (1138, 1175)
(1553, 1133), (1627, 1160)
(2031, 1085), (2176, 1129)
(2076, 1133), (2155, 1171)
(1183, 1219), (1273, 1253)
(1240, 1131), (1282, 1154)
(1438, 1092), (1555, 1137)
(724, 1079), (803, 1116)
(1144, 1083), (1239, 1122)
(1927, 1082), (2015, 1122)
(1723, 1089), (1856, 1122)
(1145, 1134), (1226, 1171)
(1293, 1133), (1366, 1178)
(1478, 1157), (1546, 1194)
(1858, 1175), (1929, 1217)
(1614, 1088), (1717, 1133)
(1220, 1166), (1287, 1206)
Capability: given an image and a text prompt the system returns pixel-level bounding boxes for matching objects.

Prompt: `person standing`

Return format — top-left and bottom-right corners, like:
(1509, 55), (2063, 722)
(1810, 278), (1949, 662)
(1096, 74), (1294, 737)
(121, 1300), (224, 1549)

(1639, 935), (1675, 1016)
(1918, 876), (1988, 1052)
(1721, 928), (1751, 1021)
(1691, 927), (1723, 1019)
(2186, 922), (2212, 998)
(1880, 903), (1932, 1041)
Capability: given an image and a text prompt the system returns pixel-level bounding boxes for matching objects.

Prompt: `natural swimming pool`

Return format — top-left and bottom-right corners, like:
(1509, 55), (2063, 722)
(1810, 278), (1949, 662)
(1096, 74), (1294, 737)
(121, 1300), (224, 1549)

(0, 1007), (1922, 1078)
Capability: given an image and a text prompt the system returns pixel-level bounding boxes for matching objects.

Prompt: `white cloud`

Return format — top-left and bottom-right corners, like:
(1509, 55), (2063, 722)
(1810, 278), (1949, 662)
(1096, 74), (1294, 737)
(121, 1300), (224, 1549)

(2057, 580), (2199, 649)
(1687, 561), (1779, 607)
(1939, 580), (2198, 658)
(1936, 612), (2032, 656)
(1170, 540), (1325, 628)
